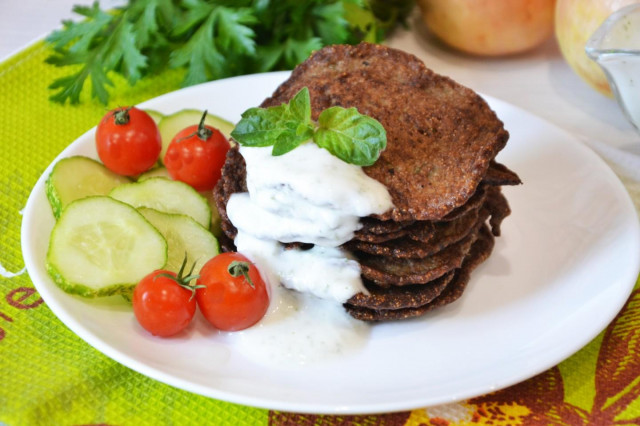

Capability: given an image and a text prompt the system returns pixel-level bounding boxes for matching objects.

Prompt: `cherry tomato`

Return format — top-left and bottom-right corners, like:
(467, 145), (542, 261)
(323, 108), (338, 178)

(196, 252), (269, 331)
(133, 269), (197, 337)
(96, 106), (161, 176)
(164, 111), (231, 191)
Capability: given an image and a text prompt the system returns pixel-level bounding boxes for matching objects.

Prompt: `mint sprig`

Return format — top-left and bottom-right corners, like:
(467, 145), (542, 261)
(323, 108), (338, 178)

(231, 87), (386, 166)
(231, 88), (314, 156)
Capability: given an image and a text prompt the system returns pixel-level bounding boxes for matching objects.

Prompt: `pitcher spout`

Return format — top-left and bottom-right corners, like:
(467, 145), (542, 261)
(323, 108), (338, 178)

(586, 4), (640, 132)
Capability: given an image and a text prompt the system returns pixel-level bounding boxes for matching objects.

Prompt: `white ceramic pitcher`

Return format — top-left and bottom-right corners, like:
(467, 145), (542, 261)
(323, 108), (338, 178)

(586, 3), (640, 132)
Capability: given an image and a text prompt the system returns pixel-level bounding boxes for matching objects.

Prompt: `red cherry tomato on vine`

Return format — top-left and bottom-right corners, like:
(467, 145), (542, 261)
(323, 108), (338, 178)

(133, 269), (198, 337)
(164, 111), (231, 191)
(196, 252), (269, 332)
(96, 106), (161, 176)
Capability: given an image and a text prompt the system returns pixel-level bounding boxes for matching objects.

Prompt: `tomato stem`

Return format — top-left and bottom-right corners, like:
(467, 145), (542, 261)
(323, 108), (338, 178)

(113, 106), (133, 125)
(228, 261), (255, 288)
(196, 110), (213, 141)
(154, 254), (204, 300)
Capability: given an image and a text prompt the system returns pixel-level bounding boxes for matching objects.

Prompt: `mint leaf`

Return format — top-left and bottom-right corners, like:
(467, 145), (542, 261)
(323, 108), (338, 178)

(231, 105), (290, 147)
(233, 87), (386, 165)
(315, 106), (386, 166)
(289, 86), (312, 124)
(271, 131), (311, 156)
(232, 87), (314, 156)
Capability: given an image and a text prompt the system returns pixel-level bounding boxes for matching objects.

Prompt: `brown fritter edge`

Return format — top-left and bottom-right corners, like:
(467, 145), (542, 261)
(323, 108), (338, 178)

(345, 225), (495, 321)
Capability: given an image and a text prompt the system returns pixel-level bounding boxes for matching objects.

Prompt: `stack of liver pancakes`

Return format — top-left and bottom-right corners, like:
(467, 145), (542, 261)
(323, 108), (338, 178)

(215, 43), (521, 321)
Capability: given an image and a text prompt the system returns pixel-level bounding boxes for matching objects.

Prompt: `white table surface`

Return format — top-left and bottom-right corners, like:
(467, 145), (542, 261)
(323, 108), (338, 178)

(1, 0), (637, 152)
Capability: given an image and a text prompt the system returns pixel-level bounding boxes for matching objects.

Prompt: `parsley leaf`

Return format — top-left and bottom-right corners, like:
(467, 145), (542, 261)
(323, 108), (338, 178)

(232, 87), (386, 165)
(45, 0), (411, 104)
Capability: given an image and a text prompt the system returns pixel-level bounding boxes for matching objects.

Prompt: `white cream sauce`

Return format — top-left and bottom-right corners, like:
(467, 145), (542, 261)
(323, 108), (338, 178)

(224, 141), (393, 366)
(227, 284), (370, 367)
(234, 231), (363, 304)
(226, 141), (393, 302)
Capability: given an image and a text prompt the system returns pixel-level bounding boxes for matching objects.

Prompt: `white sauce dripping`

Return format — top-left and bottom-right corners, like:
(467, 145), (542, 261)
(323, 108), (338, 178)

(224, 142), (393, 366)
(227, 142), (392, 247)
(228, 284), (371, 367)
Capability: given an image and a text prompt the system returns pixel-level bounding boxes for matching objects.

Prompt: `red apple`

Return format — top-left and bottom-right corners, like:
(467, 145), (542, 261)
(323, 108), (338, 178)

(555, 0), (637, 96)
(417, 0), (556, 56)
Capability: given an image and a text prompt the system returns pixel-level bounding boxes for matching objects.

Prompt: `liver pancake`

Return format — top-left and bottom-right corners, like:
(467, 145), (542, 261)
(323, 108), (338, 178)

(260, 43), (510, 221)
(357, 225), (480, 286)
(345, 225), (495, 321)
(346, 271), (454, 310)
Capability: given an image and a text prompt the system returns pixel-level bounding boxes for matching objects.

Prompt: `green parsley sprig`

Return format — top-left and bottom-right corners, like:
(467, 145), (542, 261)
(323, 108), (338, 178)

(45, 0), (413, 105)
(231, 87), (386, 166)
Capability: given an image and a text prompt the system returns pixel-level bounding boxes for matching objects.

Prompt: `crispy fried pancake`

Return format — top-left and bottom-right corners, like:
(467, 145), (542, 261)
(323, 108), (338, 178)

(352, 217), (418, 243)
(347, 206), (484, 258)
(358, 217), (415, 235)
(260, 43), (510, 221)
(346, 271), (454, 310)
(214, 178), (236, 242)
(485, 186), (511, 237)
(215, 44), (518, 322)
(405, 221), (436, 243)
(439, 184), (487, 222)
(214, 175), (233, 241)
(353, 218), (435, 244)
(353, 228), (410, 244)
(357, 224), (480, 286)
(217, 230), (235, 253)
(484, 161), (522, 187)
(345, 225), (495, 321)
(214, 146), (246, 241)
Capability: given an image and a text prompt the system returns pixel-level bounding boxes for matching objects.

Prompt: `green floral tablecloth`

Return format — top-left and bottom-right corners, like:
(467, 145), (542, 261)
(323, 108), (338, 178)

(1, 41), (640, 426)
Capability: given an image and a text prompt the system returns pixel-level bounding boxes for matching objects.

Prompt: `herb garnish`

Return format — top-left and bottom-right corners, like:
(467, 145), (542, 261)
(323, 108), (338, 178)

(231, 87), (386, 166)
(44, 0), (413, 105)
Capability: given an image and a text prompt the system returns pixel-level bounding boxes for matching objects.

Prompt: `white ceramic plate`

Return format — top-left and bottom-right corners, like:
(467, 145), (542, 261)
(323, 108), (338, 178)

(22, 72), (640, 414)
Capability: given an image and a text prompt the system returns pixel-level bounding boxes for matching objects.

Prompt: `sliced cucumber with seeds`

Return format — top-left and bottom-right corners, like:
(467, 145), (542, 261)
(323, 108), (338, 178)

(138, 207), (219, 274)
(109, 177), (211, 228)
(46, 196), (167, 298)
(158, 109), (235, 165)
(46, 156), (131, 219)
(137, 171), (223, 237)
(137, 166), (171, 181)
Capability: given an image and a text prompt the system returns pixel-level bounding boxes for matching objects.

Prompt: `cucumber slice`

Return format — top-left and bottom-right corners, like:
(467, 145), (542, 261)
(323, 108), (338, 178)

(109, 177), (211, 228)
(144, 109), (164, 124)
(137, 170), (222, 236)
(138, 207), (219, 274)
(46, 156), (131, 219)
(200, 189), (223, 238)
(157, 109), (234, 165)
(137, 166), (171, 181)
(46, 196), (167, 298)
